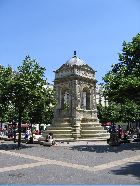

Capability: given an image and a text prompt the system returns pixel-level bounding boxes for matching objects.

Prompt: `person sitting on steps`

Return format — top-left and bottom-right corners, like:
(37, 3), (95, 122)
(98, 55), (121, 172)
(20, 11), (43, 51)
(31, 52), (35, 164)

(46, 132), (55, 145)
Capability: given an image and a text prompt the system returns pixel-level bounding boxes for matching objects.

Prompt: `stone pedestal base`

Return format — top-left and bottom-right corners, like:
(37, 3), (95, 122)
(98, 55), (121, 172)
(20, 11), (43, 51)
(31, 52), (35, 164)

(71, 118), (81, 139)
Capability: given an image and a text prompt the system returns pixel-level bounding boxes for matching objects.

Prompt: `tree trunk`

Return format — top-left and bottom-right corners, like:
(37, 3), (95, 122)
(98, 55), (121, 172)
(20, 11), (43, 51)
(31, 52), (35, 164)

(31, 123), (33, 138)
(18, 112), (22, 149)
(39, 123), (41, 134)
(0, 119), (2, 129)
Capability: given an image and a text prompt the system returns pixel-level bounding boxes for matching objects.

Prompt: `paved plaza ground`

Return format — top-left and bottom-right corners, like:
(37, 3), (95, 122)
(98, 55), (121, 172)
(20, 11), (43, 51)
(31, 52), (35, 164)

(0, 140), (140, 184)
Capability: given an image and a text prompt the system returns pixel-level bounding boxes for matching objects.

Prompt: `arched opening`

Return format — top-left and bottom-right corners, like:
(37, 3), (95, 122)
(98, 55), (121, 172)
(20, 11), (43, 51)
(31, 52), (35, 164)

(61, 88), (70, 110)
(81, 87), (90, 110)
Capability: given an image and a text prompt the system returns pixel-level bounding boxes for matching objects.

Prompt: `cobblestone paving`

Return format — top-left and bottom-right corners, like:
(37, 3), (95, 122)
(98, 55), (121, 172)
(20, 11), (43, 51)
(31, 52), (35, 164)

(0, 141), (140, 184)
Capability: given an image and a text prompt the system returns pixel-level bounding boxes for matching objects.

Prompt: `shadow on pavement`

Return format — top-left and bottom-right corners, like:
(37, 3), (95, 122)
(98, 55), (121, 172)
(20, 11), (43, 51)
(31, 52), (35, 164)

(111, 161), (140, 180)
(0, 142), (34, 150)
(70, 142), (140, 153)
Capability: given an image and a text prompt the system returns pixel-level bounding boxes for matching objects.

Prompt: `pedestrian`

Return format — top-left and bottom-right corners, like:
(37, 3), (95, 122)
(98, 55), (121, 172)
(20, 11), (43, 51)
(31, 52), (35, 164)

(128, 127), (134, 138)
(26, 128), (31, 139)
(47, 132), (55, 145)
(117, 125), (123, 139)
(136, 126), (140, 138)
(24, 131), (28, 142)
(13, 128), (16, 143)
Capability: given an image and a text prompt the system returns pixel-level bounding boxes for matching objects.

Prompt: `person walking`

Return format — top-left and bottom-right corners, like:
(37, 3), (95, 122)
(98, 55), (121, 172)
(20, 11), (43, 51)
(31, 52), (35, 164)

(24, 131), (28, 143)
(117, 125), (123, 139)
(136, 126), (140, 139)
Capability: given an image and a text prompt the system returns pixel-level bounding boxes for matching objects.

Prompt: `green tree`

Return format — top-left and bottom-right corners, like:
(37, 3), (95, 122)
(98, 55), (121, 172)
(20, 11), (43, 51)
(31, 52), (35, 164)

(97, 103), (120, 124)
(103, 33), (140, 104)
(41, 88), (56, 124)
(10, 56), (47, 148)
(102, 33), (140, 126)
(29, 87), (56, 126)
(0, 65), (13, 126)
(119, 100), (140, 123)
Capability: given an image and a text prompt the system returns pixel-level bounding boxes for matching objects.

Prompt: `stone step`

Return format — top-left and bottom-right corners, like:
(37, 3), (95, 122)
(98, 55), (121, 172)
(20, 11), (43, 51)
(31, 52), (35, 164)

(55, 137), (108, 142)
(81, 126), (103, 130)
(52, 123), (71, 127)
(81, 123), (102, 127)
(38, 137), (108, 142)
(81, 130), (108, 134)
(42, 133), (73, 138)
(53, 134), (73, 138)
(46, 127), (72, 130)
(81, 133), (110, 137)
(43, 130), (72, 134)
(78, 137), (108, 141)
(55, 138), (75, 142)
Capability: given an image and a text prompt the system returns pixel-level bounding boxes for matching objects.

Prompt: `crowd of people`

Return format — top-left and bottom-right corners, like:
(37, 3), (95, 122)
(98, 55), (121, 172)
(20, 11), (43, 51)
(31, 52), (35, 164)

(0, 126), (15, 138)
(0, 125), (32, 143)
(0, 125), (56, 146)
(107, 124), (140, 146)
(1, 123), (140, 147)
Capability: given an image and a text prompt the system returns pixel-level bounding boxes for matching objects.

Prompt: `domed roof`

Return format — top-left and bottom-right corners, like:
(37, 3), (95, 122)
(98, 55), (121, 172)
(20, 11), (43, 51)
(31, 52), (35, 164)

(65, 51), (86, 66)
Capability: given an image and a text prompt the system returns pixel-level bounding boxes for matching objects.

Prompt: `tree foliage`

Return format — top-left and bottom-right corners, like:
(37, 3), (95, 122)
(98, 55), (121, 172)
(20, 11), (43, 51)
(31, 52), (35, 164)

(9, 56), (47, 147)
(97, 103), (120, 124)
(28, 87), (56, 125)
(97, 100), (140, 124)
(10, 56), (46, 114)
(0, 65), (13, 122)
(0, 56), (56, 148)
(100, 33), (140, 125)
(103, 33), (140, 104)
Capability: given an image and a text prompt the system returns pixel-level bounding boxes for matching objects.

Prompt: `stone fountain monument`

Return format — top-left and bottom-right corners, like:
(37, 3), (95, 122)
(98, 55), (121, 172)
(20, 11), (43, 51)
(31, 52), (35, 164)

(43, 51), (109, 141)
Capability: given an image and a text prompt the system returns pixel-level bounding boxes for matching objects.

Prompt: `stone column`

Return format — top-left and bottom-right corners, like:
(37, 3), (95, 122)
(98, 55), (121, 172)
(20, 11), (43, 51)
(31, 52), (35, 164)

(72, 118), (81, 140)
(93, 84), (99, 121)
(54, 85), (61, 109)
(92, 85), (97, 109)
(76, 82), (81, 109)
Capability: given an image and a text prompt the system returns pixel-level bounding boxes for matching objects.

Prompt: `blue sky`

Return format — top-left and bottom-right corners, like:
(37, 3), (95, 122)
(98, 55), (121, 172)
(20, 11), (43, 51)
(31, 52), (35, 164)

(0, 0), (140, 84)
